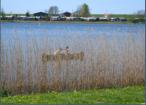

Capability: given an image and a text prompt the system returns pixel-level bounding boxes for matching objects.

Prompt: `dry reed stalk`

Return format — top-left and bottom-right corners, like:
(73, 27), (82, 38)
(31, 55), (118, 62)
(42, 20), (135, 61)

(0, 32), (144, 94)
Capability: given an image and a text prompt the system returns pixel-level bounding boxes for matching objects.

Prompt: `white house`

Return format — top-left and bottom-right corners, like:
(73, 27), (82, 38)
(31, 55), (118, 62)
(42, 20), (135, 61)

(87, 17), (97, 21)
(66, 17), (79, 21)
(50, 16), (61, 21)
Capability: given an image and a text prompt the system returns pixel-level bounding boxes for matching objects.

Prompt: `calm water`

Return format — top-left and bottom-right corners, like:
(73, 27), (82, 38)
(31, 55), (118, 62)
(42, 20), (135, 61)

(1, 22), (145, 52)
(1, 22), (145, 40)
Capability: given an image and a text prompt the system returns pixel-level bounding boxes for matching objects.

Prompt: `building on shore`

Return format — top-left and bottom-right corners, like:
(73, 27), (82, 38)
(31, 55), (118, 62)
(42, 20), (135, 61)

(50, 16), (61, 21)
(62, 12), (71, 17)
(33, 12), (48, 19)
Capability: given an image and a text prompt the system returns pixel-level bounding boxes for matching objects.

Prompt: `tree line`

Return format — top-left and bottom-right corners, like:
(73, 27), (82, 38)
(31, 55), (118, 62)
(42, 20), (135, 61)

(46, 3), (90, 17)
(0, 3), (91, 17)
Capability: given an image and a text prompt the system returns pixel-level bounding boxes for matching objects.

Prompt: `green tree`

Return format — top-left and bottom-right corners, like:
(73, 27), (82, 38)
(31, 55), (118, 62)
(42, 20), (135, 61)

(79, 3), (90, 17)
(25, 11), (30, 17)
(0, 8), (5, 18)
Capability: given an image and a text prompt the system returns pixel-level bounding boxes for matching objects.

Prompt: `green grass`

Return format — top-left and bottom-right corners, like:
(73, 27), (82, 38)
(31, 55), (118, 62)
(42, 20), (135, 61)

(92, 14), (144, 19)
(1, 85), (144, 104)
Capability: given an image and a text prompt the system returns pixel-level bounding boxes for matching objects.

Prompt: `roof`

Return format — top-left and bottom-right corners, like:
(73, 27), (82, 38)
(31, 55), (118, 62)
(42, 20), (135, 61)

(5, 15), (13, 18)
(63, 12), (71, 14)
(62, 12), (71, 17)
(33, 12), (48, 16)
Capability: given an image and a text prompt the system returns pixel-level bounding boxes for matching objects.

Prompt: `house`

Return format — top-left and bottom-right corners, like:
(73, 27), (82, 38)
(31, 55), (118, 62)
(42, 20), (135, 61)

(87, 17), (97, 21)
(80, 17), (88, 21)
(27, 16), (37, 20)
(99, 17), (109, 21)
(110, 17), (120, 22)
(33, 12), (48, 19)
(17, 15), (27, 20)
(119, 17), (127, 22)
(66, 17), (80, 21)
(79, 17), (97, 21)
(62, 12), (71, 17)
(50, 16), (61, 21)
(60, 17), (66, 21)
(99, 13), (110, 21)
(4, 15), (13, 20)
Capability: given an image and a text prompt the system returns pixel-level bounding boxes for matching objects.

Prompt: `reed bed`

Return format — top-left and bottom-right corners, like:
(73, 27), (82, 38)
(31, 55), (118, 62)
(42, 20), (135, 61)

(0, 32), (144, 95)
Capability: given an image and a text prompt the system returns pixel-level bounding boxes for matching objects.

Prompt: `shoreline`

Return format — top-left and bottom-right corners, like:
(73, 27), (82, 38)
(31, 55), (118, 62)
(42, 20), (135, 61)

(1, 20), (143, 24)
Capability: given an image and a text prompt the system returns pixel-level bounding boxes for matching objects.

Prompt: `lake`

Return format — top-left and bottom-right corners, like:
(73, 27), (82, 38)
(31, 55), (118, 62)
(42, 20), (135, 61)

(1, 22), (145, 39)
(1, 22), (145, 51)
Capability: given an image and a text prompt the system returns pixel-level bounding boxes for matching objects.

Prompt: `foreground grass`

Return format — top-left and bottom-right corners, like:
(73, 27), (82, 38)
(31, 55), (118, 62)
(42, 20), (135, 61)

(1, 85), (144, 104)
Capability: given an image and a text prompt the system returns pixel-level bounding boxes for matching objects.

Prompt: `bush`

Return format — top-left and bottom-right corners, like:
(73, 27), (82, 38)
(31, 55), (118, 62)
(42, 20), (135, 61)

(0, 89), (10, 97)
(131, 18), (145, 23)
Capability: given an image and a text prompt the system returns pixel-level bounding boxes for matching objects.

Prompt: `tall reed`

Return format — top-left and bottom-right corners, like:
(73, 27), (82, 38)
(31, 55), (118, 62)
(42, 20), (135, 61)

(0, 32), (144, 95)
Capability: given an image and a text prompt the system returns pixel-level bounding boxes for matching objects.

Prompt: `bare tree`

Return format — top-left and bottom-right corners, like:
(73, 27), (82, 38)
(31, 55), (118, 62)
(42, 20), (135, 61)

(48, 6), (59, 16)
(136, 10), (145, 15)
(73, 6), (81, 17)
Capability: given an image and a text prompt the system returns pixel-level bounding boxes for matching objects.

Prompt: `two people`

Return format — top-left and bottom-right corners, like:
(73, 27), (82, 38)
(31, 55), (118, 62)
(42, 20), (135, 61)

(54, 46), (69, 55)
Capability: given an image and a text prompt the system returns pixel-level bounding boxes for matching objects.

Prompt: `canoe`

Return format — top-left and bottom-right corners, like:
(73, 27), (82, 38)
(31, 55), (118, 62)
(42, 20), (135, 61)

(42, 52), (84, 63)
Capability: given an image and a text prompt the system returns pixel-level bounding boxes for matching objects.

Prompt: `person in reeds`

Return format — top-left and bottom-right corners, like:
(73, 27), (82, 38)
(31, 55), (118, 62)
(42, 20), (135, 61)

(54, 48), (63, 55)
(64, 46), (69, 55)
(54, 46), (70, 55)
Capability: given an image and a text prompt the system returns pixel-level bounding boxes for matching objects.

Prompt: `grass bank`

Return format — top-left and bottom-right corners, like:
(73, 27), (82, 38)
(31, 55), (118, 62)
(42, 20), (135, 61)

(1, 85), (144, 104)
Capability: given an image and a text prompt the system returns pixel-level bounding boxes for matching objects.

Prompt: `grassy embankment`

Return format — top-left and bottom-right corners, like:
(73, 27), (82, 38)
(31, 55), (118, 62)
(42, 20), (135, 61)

(1, 85), (144, 104)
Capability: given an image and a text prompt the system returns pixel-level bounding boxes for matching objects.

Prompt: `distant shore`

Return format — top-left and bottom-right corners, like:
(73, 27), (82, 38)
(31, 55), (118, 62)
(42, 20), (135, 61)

(1, 20), (143, 24)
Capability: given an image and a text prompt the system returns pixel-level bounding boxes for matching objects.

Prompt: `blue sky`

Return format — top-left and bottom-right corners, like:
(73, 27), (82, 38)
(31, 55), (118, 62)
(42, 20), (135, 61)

(1, 0), (145, 14)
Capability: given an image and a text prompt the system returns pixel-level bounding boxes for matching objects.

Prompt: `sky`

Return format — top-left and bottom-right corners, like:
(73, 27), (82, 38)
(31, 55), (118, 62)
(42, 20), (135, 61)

(1, 0), (145, 14)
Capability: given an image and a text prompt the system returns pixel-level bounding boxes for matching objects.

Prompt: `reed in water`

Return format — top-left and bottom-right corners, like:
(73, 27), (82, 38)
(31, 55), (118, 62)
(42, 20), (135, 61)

(0, 33), (144, 95)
